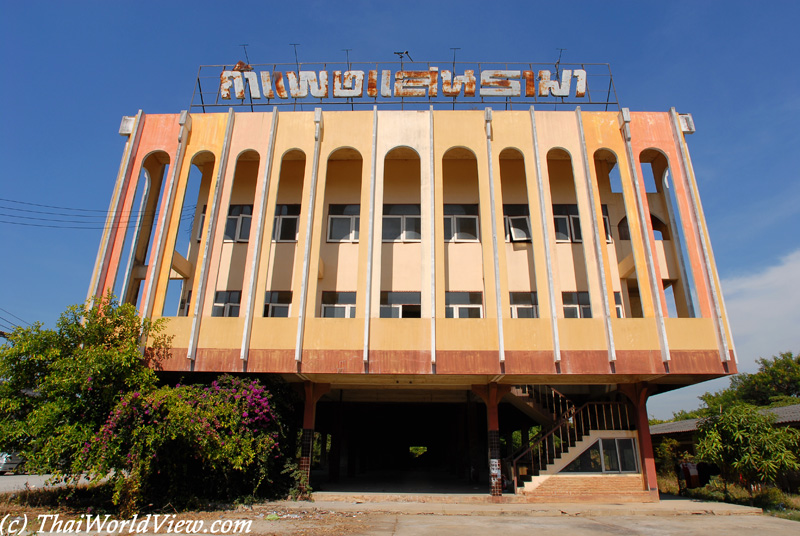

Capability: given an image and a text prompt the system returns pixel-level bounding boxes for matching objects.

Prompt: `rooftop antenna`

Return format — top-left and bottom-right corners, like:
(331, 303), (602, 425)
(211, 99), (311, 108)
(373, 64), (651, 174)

(290, 44), (301, 110)
(394, 50), (413, 70)
(290, 43), (301, 72)
(343, 48), (352, 71)
(554, 48), (567, 110)
(450, 48), (461, 110)
(449, 47), (460, 71)
(343, 48), (354, 110)
(239, 44), (251, 65)
(554, 48), (566, 78)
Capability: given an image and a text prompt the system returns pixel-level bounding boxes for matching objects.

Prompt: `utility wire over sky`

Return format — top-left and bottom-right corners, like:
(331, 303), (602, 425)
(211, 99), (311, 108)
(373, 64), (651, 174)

(0, 196), (197, 232)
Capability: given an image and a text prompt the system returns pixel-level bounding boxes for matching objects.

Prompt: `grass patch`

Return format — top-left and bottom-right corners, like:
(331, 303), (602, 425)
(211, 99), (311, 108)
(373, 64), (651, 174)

(657, 473), (800, 522)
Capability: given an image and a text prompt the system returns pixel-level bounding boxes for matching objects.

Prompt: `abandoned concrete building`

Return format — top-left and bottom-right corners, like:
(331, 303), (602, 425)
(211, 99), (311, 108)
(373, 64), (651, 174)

(87, 62), (736, 502)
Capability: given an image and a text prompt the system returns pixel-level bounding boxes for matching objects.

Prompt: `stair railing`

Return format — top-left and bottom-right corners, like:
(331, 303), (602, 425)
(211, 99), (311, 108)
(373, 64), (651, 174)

(511, 401), (634, 492)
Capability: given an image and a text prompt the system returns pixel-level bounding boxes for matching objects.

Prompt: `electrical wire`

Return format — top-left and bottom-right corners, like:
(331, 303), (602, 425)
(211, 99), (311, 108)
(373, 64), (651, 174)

(0, 315), (20, 330)
(0, 307), (30, 326)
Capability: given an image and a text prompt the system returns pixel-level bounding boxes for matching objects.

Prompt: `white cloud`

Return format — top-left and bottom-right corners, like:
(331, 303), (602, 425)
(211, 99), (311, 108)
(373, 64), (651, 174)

(722, 249), (800, 371)
(648, 249), (800, 419)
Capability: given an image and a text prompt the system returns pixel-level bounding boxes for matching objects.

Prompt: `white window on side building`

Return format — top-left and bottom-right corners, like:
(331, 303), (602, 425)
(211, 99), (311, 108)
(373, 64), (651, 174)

(212, 290), (241, 317)
(563, 291), (591, 318)
(327, 204), (360, 242)
(321, 291), (356, 318)
(224, 205), (253, 242)
(382, 204), (421, 242)
(510, 291), (538, 318)
(445, 291), (483, 318)
(264, 291), (292, 317)
(379, 291), (422, 318)
(444, 204), (480, 242)
(273, 204), (300, 242)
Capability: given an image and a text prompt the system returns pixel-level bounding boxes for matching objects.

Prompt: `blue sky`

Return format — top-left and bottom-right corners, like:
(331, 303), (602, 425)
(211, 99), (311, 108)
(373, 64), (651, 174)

(1, 1), (798, 418)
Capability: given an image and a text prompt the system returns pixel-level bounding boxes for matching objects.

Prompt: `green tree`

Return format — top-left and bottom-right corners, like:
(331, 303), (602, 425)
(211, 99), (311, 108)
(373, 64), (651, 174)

(0, 295), (170, 478)
(82, 377), (290, 515)
(669, 352), (800, 422)
(733, 352), (800, 407)
(695, 404), (800, 501)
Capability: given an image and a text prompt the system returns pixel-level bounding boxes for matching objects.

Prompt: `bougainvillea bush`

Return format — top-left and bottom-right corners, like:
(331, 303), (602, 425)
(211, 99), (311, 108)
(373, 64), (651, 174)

(83, 376), (294, 514)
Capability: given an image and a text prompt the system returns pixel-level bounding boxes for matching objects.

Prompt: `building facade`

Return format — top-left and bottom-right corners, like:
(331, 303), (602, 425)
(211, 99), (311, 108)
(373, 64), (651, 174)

(88, 95), (736, 501)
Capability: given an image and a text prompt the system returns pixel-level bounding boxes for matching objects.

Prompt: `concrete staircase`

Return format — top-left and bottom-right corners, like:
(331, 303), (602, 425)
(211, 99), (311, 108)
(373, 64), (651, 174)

(509, 398), (635, 492)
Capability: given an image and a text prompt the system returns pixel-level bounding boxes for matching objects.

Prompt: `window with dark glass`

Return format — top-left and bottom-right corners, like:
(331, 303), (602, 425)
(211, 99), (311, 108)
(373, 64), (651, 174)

(510, 291), (538, 318)
(553, 204), (580, 242)
(445, 291), (483, 318)
(503, 204), (532, 242)
(321, 291), (356, 318)
(212, 290), (241, 317)
(444, 204), (479, 242)
(602, 205), (612, 242)
(561, 438), (638, 473)
(327, 204), (360, 242)
(382, 204), (421, 242)
(264, 291), (292, 317)
(196, 205), (206, 242)
(379, 291), (421, 318)
(614, 291), (624, 318)
(224, 205), (253, 242)
(273, 204), (300, 242)
(563, 291), (591, 318)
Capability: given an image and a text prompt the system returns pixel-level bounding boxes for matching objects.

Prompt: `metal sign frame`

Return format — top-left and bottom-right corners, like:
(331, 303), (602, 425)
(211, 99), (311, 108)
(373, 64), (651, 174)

(190, 61), (619, 112)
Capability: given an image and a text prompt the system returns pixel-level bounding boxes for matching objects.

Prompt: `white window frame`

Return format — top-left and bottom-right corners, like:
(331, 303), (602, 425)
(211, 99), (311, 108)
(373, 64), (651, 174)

(327, 214), (360, 242)
(445, 291), (484, 318)
(196, 206), (206, 242)
(273, 215), (299, 242)
(563, 304), (592, 319)
(224, 205), (252, 243)
(511, 304), (538, 318)
(554, 214), (571, 243)
(603, 214), (613, 243)
(212, 291), (241, 318)
(569, 214), (582, 243)
(614, 292), (624, 318)
(445, 304), (483, 318)
(382, 214), (422, 243)
(266, 303), (291, 317)
(444, 215), (480, 242)
(379, 303), (423, 318)
(505, 215), (532, 242)
(563, 291), (591, 319)
(321, 304), (356, 318)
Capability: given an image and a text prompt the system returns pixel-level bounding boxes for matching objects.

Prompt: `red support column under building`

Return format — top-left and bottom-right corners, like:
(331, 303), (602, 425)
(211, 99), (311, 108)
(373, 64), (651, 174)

(620, 382), (660, 501)
(472, 383), (511, 497)
(300, 381), (331, 491)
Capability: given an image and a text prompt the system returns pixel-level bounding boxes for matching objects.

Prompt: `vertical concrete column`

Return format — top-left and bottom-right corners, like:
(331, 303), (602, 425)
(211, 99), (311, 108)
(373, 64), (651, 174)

(300, 381), (331, 491)
(620, 383), (659, 501)
(141, 111), (192, 321)
(484, 109), (505, 364)
(240, 108), (279, 363)
(529, 107), (561, 363)
(472, 383), (511, 497)
(575, 108), (616, 363)
(669, 109), (735, 365)
(89, 111), (144, 301)
(187, 109), (236, 362)
(362, 106), (379, 364)
(619, 109), (670, 364)
(295, 109), (324, 364)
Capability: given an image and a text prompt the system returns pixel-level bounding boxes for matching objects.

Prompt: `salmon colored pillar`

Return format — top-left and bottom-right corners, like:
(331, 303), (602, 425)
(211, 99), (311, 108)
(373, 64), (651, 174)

(300, 381), (331, 491)
(620, 382), (660, 501)
(473, 383), (511, 497)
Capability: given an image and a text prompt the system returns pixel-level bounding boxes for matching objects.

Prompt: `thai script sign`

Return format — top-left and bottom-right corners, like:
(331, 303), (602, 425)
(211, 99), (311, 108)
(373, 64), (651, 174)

(220, 67), (587, 101)
(190, 62), (617, 111)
